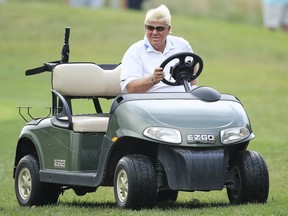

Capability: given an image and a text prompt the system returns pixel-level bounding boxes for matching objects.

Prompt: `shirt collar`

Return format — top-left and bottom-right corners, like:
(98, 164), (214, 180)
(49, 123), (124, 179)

(143, 35), (175, 54)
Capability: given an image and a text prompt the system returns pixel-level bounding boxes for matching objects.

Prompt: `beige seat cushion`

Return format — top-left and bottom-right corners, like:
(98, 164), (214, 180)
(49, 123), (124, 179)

(72, 114), (109, 133)
(52, 63), (122, 97)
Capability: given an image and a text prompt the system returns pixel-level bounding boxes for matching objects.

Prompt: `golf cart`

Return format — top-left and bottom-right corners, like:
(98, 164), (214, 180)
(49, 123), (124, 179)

(13, 28), (269, 210)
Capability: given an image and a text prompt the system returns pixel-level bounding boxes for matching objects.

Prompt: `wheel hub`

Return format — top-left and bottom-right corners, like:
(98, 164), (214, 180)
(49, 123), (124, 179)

(116, 169), (128, 203)
(18, 167), (32, 200)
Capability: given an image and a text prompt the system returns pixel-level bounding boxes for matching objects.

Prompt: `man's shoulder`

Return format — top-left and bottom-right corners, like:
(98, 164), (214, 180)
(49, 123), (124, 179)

(167, 35), (189, 44)
(127, 39), (146, 52)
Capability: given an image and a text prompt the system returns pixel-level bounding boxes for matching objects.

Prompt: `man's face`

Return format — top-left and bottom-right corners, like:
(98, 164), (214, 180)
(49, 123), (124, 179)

(145, 21), (171, 52)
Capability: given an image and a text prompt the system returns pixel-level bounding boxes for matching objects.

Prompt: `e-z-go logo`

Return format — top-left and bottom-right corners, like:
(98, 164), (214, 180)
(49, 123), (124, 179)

(187, 134), (215, 144)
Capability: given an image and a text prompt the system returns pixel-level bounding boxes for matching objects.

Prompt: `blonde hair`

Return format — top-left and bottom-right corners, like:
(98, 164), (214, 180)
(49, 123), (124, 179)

(144, 5), (171, 26)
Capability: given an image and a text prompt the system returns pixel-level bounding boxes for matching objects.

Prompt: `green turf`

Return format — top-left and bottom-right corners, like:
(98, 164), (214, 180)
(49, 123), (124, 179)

(0, 1), (287, 215)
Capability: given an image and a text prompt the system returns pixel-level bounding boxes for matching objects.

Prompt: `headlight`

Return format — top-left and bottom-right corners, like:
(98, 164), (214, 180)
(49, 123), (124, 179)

(220, 127), (250, 144)
(143, 127), (182, 144)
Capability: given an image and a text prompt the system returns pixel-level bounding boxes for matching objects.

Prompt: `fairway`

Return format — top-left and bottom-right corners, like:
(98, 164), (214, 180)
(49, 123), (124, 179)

(0, 1), (288, 215)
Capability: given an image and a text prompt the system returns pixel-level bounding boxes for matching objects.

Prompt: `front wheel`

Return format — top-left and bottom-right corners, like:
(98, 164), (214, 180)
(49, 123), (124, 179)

(15, 155), (60, 206)
(227, 151), (269, 204)
(114, 154), (157, 210)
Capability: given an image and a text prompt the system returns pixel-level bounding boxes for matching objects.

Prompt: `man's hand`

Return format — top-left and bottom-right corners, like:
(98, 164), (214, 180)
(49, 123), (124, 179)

(152, 67), (164, 84)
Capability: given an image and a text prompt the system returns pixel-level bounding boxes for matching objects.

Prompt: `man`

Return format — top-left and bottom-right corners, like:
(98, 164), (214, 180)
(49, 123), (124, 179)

(120, 4), (198, 93)
(262, 0), (288, 32)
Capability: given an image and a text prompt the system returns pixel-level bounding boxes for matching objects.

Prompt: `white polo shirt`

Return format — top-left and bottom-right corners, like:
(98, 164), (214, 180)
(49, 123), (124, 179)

(120, 35), (194, 93)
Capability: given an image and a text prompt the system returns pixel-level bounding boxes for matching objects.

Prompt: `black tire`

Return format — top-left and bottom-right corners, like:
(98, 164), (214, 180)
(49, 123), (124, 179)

(114, 154), (157, 210)
(156, 189), (178, 203)
(15, 155), (60, 206)
(227, 151), (269, 204)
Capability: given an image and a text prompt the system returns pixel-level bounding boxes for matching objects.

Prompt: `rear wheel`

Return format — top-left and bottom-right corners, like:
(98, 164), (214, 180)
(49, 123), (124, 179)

(114, 154), (157, 210)
(15, 155), (60, 206)
(227, 151), (269, 204)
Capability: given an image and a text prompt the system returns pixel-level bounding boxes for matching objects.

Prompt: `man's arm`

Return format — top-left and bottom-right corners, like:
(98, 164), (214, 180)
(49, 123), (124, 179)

(190, 78), (198, 86)
(189, 64), (199, 85)
(126, 68), (164, 93)
(126, 76), (155, 93)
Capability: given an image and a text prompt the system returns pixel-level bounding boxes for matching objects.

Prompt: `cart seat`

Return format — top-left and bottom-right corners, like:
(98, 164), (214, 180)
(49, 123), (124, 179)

(52, 63), (122, 132)
(52, 63), (122, 97)
(72, 114), (110, 133)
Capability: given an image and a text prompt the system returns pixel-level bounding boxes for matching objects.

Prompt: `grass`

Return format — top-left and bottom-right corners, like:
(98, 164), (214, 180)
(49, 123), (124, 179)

(0, 1), (288, 215)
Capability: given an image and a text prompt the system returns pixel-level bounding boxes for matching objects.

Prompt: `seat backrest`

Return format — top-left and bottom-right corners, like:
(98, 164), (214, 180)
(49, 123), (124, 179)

(52, 63), (122, 97)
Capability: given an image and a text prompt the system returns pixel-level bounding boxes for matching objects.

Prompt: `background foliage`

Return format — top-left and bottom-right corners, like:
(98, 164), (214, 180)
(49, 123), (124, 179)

(0, 0), (287, 215)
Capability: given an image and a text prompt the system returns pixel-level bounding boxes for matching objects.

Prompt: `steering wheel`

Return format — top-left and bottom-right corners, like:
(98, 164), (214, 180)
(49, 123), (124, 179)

(159, 52), (203, 86)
